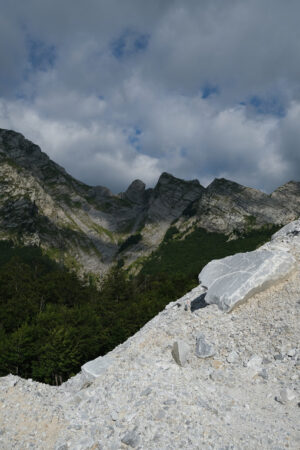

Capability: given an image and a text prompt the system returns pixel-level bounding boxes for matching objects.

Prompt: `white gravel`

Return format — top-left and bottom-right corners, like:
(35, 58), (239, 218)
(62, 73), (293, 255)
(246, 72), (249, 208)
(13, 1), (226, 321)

(0, 223), (300, 449)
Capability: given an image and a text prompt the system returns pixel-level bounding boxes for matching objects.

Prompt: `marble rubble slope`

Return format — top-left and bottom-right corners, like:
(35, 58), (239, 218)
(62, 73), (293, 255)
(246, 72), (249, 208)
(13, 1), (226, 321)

(1, 127), (300, 276)
(0, 220), (299, 449)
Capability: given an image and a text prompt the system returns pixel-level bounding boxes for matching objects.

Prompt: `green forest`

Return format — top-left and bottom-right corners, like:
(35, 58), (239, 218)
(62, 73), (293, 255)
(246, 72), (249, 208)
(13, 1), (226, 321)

(0, 225), (279, 385)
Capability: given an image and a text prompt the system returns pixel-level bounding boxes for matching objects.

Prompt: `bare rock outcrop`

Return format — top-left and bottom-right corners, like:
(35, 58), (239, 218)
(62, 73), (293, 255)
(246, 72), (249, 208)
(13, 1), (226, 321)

(1, 127), (300, 278)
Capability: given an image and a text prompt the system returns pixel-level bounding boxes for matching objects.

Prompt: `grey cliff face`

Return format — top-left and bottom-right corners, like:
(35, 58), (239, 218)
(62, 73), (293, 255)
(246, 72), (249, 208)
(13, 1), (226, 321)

(124, 179), (146, 204)
(176, 177), (300, 236)
(271, 180), (300, 212)
(147, 172), (204, 224)
(0, 128), (299, 276)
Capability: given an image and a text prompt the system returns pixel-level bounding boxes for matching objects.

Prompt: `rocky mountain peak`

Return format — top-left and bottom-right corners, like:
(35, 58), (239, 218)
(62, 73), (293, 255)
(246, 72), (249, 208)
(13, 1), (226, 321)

(145, 172), (205, 224)
(124, 179), (146, 204)
(0, 127), (70, 187)
(156, 171), (201, 188)
(272, 180), (300, 196)
(0, 127), (299, 276)
(0, 128), (48, 165)
(207, 177), (246, 194)
(271, 180), (300, 213)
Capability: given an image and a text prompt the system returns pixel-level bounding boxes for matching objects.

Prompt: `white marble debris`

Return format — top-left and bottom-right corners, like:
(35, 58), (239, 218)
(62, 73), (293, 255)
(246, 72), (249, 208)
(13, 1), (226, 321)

(0, 220), (299, 449)
(227, 350), (239, 364)
(81, 355), (113, 379)
(171, 340), (190, 366)
(275, 388), (296, 404)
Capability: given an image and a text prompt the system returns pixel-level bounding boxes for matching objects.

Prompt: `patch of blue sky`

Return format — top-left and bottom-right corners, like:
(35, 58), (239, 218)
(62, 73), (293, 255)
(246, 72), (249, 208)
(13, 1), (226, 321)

(128, 128), (142, 151)
(180, 148), (188, 157)
(201, 84), (220, 99)
(27, 38), (56, 71)
(248, 95), (285, 117)
(111, 29), (149, 59)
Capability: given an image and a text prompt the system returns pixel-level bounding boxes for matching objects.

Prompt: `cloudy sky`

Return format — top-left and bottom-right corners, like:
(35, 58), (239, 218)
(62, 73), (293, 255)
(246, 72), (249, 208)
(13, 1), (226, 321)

(0, 0), (300, 193)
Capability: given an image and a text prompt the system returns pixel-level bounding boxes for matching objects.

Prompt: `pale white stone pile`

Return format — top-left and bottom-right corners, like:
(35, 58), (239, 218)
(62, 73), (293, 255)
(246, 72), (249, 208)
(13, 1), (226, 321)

(0, 221), (299, 449)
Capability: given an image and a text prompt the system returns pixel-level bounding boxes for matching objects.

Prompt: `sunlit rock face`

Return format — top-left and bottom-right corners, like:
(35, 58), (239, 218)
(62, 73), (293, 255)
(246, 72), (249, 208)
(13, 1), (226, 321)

(0, 127), (299, 277)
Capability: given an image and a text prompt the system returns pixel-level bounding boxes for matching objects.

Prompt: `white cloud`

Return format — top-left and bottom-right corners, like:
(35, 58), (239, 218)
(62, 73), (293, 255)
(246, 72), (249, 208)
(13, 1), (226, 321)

(0, 0), (299, 192)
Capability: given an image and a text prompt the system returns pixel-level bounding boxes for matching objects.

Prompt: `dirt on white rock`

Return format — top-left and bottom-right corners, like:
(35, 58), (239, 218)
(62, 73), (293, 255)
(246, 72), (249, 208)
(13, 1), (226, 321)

(0, 221), (300, 449)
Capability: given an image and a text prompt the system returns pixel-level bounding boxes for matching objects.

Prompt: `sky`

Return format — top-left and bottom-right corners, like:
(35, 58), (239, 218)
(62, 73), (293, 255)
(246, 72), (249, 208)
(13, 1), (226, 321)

(0, 0), (300, 193)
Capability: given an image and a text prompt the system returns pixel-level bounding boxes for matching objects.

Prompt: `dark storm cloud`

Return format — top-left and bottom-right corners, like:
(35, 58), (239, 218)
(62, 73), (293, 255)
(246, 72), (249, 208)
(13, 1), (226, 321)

(0, 0), (299, 192)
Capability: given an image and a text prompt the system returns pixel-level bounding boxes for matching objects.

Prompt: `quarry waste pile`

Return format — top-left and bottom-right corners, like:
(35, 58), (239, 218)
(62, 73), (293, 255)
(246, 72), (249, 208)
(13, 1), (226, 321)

(0, 220), (299, 449)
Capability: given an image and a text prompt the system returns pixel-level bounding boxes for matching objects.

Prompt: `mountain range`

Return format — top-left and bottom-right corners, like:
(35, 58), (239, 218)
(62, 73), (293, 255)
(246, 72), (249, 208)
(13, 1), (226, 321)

(1, 127), (300, 276)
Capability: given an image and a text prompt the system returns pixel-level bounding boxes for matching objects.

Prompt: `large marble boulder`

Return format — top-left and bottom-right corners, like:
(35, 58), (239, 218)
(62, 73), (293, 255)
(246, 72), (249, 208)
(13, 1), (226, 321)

(198, 248), (296, 312)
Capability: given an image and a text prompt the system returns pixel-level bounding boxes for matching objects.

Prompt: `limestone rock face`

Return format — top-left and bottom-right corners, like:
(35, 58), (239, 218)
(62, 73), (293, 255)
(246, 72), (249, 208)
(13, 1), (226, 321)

(0, 127), (299, 277)
(124, 179), (146, 204)
(182, 178), (299, 235)
(147, 172), (204, 223)
(271, 180), (300, 213)
(199, 248), (296, 312)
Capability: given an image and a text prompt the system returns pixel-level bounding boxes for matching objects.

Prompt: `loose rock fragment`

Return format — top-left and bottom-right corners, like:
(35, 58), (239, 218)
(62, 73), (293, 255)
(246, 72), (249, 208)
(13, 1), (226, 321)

(140, 387), (152, 397)
(227, 351), (239, 363)
(195, 333), (215, 358)
(275, 388), (296, 404)
(258, 369), (268, 380)
(121, 429), (140, 448)
(171, 340), (190, 366)
(247, 355), (263, 372)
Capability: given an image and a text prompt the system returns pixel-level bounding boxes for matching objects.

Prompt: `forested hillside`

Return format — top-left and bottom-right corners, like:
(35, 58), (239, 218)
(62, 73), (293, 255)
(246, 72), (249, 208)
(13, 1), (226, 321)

(0, 224), (278, 384)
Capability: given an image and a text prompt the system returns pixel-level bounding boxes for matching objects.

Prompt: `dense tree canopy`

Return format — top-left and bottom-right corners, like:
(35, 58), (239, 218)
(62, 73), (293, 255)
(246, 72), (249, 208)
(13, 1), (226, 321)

(0, 225), (278, 384)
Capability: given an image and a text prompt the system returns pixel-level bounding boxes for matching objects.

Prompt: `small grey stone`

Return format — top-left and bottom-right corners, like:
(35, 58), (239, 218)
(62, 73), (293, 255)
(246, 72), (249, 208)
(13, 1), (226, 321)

(163, 399), (177, 405)
(171, 340), (190, 366)
(274, 354), (284, 361)
(110, 411), (118, 421)
(275, 388), (296, 404)
(287, 348), (296, 357)
(247, 355), (263, 371)
(227, 351), (239, 363)
(140, 387), (152, 397)
(121, 429), (140, 448)
(195, 333), (215, 358)
(262, 357), (272, 365)
(258, 369), (268, 380)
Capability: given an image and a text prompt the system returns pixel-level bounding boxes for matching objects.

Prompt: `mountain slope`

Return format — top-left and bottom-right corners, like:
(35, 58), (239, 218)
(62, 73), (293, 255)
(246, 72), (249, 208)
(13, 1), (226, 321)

(1, 128), (300, 276)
